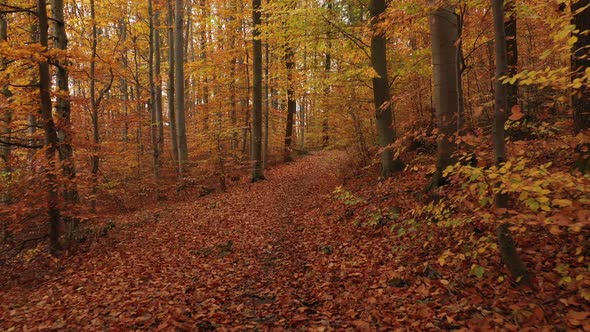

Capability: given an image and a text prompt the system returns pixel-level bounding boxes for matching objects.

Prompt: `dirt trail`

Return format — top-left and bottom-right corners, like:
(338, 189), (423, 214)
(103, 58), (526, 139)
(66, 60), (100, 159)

(2, 151), (404, 330)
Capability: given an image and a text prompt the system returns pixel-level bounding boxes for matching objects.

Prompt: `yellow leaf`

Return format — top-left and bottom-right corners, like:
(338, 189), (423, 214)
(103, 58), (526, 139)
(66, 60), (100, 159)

(552, 199), (573, 207)
(549, 225), (562, 235)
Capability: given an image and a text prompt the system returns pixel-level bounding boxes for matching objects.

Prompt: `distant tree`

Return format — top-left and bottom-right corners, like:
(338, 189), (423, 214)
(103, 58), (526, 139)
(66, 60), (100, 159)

(175, 0), (189, 175)
(251, 0), (265, 181)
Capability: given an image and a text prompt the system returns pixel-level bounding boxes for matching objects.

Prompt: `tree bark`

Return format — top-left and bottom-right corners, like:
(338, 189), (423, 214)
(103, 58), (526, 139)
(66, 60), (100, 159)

(38, 0), (62, 255)
(492, 0), (530, 285)
(369, 0), (401, 178)
(51, 0), (79, 204)
(572, 0), (590, 133)
(90, 0), (99, 211)
(167, 0), (179, 163)
(284, 45), (295, 163)
(148, 0), (160, 178)
(251, 0), (265, 181)
(505, 0), (518, 117)
(175, 0), (189, 176)
(428, 3), (459, 190)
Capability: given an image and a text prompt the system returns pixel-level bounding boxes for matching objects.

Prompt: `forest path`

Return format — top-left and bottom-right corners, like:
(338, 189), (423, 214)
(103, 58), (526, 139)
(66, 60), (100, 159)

(1, 151), (405, 330)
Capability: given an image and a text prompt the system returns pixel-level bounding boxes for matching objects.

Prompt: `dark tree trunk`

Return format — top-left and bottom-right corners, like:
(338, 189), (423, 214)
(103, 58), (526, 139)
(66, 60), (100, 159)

(38, 0), (62, 255)
(284, 46), (295, 163)
(505, 0), (518, 117)
(492, 0), (530, 285)
(251, 0), (265, 181)
(369, 0), (401, 178)
(167, 0), (179, 163)
(51, 0), (79, 203)
(572, 0), (590, 133)
(175, 0), (189, 175)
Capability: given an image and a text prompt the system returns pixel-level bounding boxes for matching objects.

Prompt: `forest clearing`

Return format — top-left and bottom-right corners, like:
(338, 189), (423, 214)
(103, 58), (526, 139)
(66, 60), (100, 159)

(1, 0), (590, 330)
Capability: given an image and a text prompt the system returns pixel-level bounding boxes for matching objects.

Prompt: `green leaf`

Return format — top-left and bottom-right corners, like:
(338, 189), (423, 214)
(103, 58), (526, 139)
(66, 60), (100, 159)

(469, 264), (485, 279)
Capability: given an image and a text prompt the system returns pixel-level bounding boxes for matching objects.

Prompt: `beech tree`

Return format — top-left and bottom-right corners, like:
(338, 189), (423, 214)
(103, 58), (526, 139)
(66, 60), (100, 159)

(428, 2), (458, 189)
(175, 0), (189, 175)
(251, 0), (265, 181)
(37, 0), (62, 254)
(492, 0), (530, 285)
(369, 0), (402, 178)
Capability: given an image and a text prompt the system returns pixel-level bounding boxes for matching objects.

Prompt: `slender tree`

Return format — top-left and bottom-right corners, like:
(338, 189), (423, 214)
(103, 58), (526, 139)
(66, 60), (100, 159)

(251, 0), (265, 181)
(369, 0), (402, 178)
(175, 0), (189, 175)
(492, 0), (530, 285)
(167, 0), (179, 163)
(38, 0), (61, 254)
(505, 0), (518, 116)
(284, 45), (295, 163)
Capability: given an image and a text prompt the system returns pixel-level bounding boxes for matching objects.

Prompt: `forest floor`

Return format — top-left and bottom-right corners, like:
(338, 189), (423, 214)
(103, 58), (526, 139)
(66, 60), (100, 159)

(0, 151), (588, 331)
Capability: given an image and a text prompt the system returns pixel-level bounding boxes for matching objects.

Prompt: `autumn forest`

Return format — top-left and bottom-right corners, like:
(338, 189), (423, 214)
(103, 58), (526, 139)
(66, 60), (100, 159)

(1, 0), (590, 330)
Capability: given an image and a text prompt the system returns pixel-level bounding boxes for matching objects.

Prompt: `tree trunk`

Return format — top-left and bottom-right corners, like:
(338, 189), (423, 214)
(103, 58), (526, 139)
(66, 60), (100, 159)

(154, 10), (164, 168)
(251, 0), (265, 181)
(38, 0), (62, 255)
(284, 45), (295, 163)
(369, 0), (401, 178)
(263, 36), (270, 167)
(492, 0), (530, 285)
(90, 0), (99, 212)
(428, 3), (459, 190)
(119, 18), (129, 142)
(572, 0), (590, 133)
(149, 0), (160, 178)
(175, 0), (189, 176)
(505, 0), (518, 118)
(51, 0), (79, 204)
(167, 0), (179, 163)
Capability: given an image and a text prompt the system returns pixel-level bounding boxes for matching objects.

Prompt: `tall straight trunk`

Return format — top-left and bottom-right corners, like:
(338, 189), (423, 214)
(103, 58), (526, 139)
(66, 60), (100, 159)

(149, 0), (160, 177)
(119, 19), (129, 142)
(175, 0), (189, 175)
(38, 0), (61, 254)
(251, 0), (265, 181)
(263, 33), (270, 167)
(167, 0), (179, 163)
(154, 11), (164, 166)
(284, 45), (295, 163)
(90, 0), (99, 211)
(199, 0), (209, 132)
(369, 0), (400, 178)
(572, 0), (590, 133)
(428, 3), (458, 189)
(492, 0), (530, 285)
(505, 0), (518, 115)
(229, 1), (239, 153)
(27, 23), (39, 164)
(51, 0), (78, 203)
(322, 1), (332, 148)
